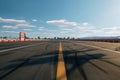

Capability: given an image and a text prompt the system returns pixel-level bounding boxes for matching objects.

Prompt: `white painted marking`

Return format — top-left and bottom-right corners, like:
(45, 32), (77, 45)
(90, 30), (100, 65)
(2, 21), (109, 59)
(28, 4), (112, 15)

(78, 43), (120, 54)
(0, 44), (41, 53)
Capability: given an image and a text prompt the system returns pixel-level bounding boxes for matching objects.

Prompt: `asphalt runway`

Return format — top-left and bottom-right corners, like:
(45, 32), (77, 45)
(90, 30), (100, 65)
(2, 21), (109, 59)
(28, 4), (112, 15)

(0, 41), (120, 80)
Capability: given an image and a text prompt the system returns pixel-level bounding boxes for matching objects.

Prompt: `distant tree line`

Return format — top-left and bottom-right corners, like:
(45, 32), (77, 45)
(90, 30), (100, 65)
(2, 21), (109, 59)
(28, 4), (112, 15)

(0, 36), (81, 40)
(0, 36), (8, 39)
(36, 36), (81, 40)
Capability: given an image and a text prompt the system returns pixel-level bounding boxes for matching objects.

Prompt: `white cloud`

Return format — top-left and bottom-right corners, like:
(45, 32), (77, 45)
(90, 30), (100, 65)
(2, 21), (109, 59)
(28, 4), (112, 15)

(2, 23), (36, 29)
(76, 24), (120, 37)
(0, 31), (19, 33)
(38, 27), (46, 30)
(82, 22), (90, 26)
(22, 25), (120, 38)
(58, 22), (120, 37)
(32, 19), (37, 22)
(2, 25), (18, 29)
(62, 28), (73, 31)
(16, 23), (36, 27)
(46, 18), (120, 38)
(0, 17), (27, 24)
(46, 19), (77, 27)
(0, 17), (36, 30)
(99, 26), (120, 36)
(23, 29), (32, 31)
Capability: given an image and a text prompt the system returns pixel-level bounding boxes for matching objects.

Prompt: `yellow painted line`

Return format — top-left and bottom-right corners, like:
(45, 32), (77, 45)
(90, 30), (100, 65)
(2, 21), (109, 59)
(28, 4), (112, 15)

(56, 42), (67, 80)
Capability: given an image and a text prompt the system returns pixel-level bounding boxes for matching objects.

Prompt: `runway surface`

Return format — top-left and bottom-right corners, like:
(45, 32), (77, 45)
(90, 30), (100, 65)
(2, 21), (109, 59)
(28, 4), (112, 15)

(0, 41), (120, 80)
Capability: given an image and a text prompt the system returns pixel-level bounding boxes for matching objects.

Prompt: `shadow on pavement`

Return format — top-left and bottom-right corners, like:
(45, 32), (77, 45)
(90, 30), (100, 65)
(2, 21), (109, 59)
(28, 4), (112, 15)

(63, 50), (105, 80)
(0, 48), (105, 80)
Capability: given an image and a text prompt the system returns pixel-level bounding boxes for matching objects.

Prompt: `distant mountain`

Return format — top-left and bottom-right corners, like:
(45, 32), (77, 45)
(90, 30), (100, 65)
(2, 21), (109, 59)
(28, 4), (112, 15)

(80, 36), (120, 40)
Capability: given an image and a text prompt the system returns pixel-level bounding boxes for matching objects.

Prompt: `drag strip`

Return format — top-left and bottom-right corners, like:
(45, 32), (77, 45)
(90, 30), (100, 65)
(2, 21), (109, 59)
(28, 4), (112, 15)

(0, 41), (120, 80)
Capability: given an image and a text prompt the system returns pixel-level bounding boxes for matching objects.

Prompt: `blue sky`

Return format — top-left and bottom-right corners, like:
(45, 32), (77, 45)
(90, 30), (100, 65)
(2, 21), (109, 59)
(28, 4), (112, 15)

(0, 0), (120, 38)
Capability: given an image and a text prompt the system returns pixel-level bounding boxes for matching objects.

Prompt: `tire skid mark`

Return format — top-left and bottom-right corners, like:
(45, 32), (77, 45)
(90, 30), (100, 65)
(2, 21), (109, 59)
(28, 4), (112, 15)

(88, 61), (108, 74)
(64, 42), (89, 80)
(67, 42), (107, 79)
(100, 59), (120, 68)
(85, 53), (120, 70)
(72, 42), (120, 73)
(0, 58), (30, 80)
(63, 42), (87, 80)
(75, 52), (88, 80)
(0, 43), (45, 80)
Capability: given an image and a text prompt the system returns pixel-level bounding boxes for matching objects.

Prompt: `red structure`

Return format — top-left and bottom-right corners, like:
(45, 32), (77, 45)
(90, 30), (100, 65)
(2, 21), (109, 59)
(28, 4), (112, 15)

(19, 32), (26, 41)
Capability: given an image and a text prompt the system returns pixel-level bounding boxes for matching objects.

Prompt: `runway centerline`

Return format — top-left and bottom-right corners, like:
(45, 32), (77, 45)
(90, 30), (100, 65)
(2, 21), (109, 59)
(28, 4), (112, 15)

(56, 42), (67, 80)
